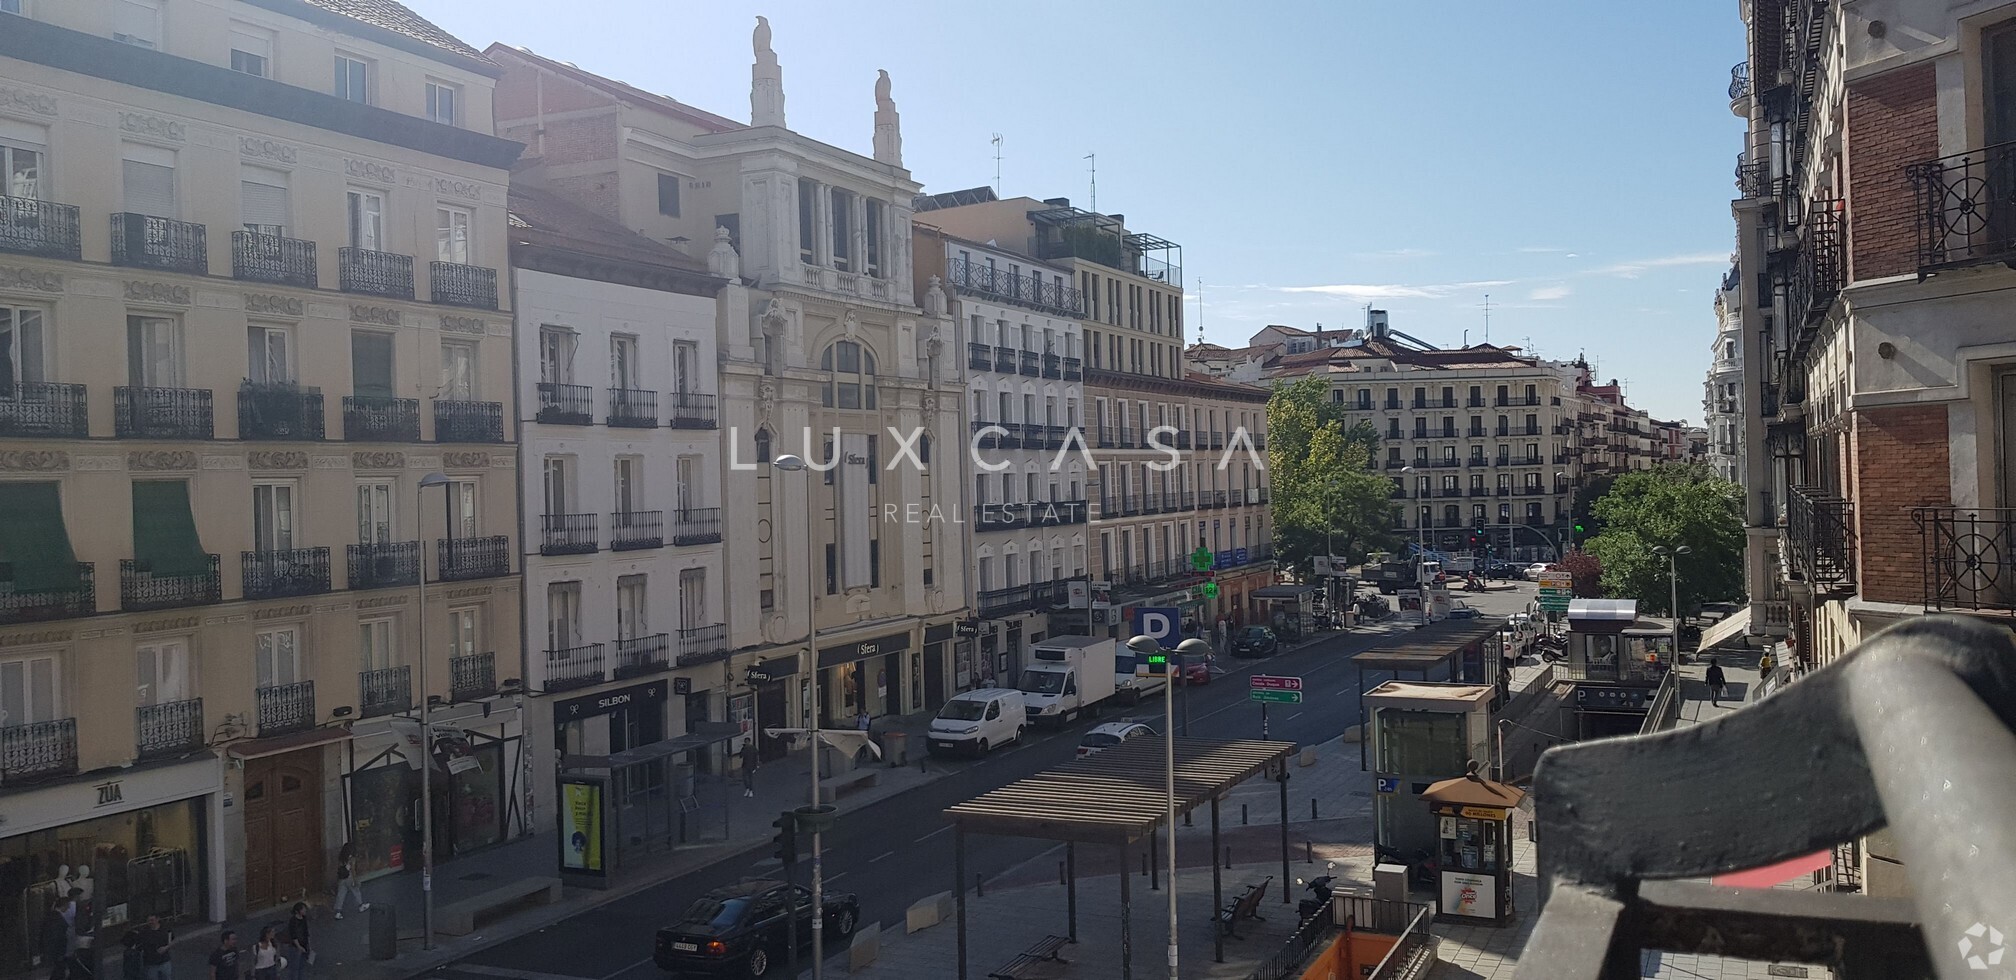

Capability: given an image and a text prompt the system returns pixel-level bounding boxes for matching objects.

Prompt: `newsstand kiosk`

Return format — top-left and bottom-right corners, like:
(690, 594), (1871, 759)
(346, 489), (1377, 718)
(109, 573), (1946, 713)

(1422, 764), (1524, 926)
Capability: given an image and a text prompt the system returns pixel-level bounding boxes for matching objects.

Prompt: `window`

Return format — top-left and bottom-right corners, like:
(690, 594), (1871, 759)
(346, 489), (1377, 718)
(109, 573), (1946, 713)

(447, 608), (478, 661)
(246, 325), (291, 385)
(616, 575), (647, 640)
(539, 326), (576, 384)
(448, 479), (478, 537)
(358, 618), (395, 671)
(135, 638), (192, 705)
(543, 456), (573, 515)
(356, 481), (393, 543)
(254, 626), (302, 688)
(675, 455), (697, 513)
(610, 335), (639, 390)
(754, 428), (772, 464)
(546, 582), (581, 650)
(252, 482), (296, 552)
(797, 178), (817, 263)
(122, 149), (176, 218)
(346, 189), (384, 250)
(127, 315), (181, 387)
(0, 1), (20, 15)
(113, 0), (159, 48)
(229, 23), (273, 77)
(673, 341), (697, 395)
(334, 54), (370, 104)
(0, 303), (47, 397)
(437, 205), (473, 264)
(440, 340), (476, 399)
(865, 198), (885, 277)
(1, 137), (42, 200)
(425, 81), (459, 126)
(613, 456), (641, 515)
(830, 188), (853, 271)
(679, 567), (706, 629)
(820, 340), (877, 410)
(351, 330), (394, 399)
(240, 168), (289, 236)
(657, 173), (681, 217)
(1, 653), (59, 725)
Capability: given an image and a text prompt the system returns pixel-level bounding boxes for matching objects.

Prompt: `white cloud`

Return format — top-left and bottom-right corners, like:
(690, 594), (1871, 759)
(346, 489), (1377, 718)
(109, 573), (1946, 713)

(1279, 279), (1511, 301)
(1585, 252), (1728, 278)
(1528, 285), (1572, 301)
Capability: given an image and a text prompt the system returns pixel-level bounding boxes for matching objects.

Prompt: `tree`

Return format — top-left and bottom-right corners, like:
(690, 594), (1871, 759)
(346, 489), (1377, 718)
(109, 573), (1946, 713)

(1266, 378), (1397, 575)
(1582, 465), (1745, 616)
(1561, 552), (1603, 598)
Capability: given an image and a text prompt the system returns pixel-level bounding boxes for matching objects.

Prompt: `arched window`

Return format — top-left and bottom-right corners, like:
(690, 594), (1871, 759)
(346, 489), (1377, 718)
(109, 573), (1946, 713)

(755, 427), (773, 463)
(820, 340), (878, 410)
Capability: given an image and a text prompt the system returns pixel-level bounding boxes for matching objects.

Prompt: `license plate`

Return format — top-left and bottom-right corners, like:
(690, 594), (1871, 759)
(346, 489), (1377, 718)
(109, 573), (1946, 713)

(934, 741), (955, 748)
(671, 942), (698, 952)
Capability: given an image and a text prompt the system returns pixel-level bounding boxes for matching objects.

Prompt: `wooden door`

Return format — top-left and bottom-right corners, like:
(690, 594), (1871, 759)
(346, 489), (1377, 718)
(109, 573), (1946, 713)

(243, 754), (324, 912)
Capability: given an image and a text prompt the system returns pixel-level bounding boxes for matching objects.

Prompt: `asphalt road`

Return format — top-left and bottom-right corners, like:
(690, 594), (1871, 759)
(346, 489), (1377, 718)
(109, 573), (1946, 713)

(421, 584), (1537, 980)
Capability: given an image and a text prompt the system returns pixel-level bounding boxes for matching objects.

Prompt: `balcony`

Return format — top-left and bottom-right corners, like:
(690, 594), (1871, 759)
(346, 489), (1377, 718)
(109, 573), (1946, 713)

(339, 246), (414, 298)
(120, 555), (221, 611)
(0, 195), (82, 260)
(614, 633), (672, 679)
(450, 651), (497, 701)
(995, 346), (1017, 373)
(1907, 141), (2016, 277)
(976, 503), (1027, 530)
(1212, 490), (1229, 508)
(677, 624), (730, 666)
(1019, 351), (1040, 377)
(359, 665), (411, 718)
(978, 584), (1034, 618)
(545, 643), (607, 692)
(541, 514), (598, 555)
(434, 399), (503, 442)
(607, 388), (659, 428)
(536, 382), (594, 425)
(0, 562), (94, 625)
(438, 535), (510, 581)
(431, 261), (498, 309)
(238, 383), (324, 441)
(968, 342), (993, 371)
(136, 698), (203, 760)
(116, 386), (214, 440)
(1062, 357), (1082, 380)
(255, 680), (315, 737)
(1728, 60), (1751, 114)
(347, 540), (419, 590)
(946, 257), (1084, 318)
(343, 395), (420, 441)
(1787, 199), (1844, 337)
(1034, 500), (1089, 526)
(1914, 507), (2016, 612)
(231, 231), (317, 288)
(111, 213), (207, 275)
(1042, 354), (1062, 379)
(241, 547), (331, 599)
(672, 507), (723, 546)
(0, 383), (88, 439)
(0, 718), (77, 784)
(610, 510), (664, 551)
(669, 392), (718, 429)
(1786, 486), (1856, 590)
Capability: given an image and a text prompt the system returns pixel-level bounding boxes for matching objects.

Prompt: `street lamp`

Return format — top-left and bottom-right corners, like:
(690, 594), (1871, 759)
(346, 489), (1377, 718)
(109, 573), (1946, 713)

(1126, 633), (1188, 980)
(772, 453), (828, 980)
(1398, 465), (1424, 556)
(1651, 545), (1692, 661)
(415, 471), (452, 951)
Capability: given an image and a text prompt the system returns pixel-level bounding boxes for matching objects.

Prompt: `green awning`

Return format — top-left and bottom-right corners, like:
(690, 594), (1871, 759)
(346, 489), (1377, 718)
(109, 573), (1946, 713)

(132, 480), (209, 577)
(0, 482), (79, 592)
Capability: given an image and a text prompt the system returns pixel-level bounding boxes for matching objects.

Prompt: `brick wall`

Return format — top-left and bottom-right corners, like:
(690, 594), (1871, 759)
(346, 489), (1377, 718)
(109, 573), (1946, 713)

(494, 60), (618, 118)
(1853, 404), (1951, 603)
(1845, 64), (1939, 280)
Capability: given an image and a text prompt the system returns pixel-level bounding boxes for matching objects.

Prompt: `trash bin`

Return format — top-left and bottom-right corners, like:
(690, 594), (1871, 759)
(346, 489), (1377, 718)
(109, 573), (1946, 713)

(880, 731), (907, 767)
(368, 903), (397, 960)
(674, 761), (696, 799)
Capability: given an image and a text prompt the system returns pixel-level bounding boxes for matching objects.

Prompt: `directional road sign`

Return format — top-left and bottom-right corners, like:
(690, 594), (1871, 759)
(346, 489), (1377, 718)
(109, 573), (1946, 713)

(1248, 689), (1304, 704)
(1250, 674), (1304, 691)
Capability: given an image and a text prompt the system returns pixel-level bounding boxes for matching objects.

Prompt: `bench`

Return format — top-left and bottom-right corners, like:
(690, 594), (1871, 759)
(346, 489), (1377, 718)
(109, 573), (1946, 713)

(1215, 877), (1271, 939)
(818, 768), (880, 799)
(437, 876), (561, 936)
(988, 934), (1070, 979)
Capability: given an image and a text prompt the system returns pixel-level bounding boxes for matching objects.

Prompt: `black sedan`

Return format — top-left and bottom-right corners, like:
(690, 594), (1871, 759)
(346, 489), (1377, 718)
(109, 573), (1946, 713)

(1229, 625), (1279, 658)
(653, 879), (859, 977)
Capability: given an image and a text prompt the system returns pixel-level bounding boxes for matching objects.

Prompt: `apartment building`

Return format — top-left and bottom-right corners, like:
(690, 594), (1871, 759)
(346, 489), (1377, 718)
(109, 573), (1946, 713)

(911, 217), (1087, 689)
(1704, 267), (1747, 485)
(489, 23), (969, 738)
(0, 0), (522, 942)
(1574, 374), (1658, 479)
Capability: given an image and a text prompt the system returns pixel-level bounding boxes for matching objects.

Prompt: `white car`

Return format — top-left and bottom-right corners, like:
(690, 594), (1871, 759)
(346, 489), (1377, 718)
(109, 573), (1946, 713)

(1076, 721), (1156, 758)
(1525, 563), (1556, 579)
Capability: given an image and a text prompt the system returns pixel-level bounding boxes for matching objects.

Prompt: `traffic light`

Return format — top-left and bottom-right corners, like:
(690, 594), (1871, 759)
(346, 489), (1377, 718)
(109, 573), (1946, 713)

(771, 811), (798, 865)
(1144, 648), (1170, 676)
(1573, 523), (1585, 535)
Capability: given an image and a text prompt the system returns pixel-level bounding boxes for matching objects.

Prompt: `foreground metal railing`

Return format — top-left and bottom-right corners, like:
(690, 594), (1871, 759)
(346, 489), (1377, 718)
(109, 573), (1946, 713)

(1516, 615), (2016, 979)
(1366, 906), (1437, 979)
(1913, 506), (2016, 613)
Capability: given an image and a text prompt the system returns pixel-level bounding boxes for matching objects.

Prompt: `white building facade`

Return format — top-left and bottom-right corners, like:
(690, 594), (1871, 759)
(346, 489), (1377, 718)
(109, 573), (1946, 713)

(1703, 268), (1746, 486)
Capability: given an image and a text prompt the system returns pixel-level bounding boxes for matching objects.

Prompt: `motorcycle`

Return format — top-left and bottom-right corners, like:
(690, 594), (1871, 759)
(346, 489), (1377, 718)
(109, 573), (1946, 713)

(1296, 870), (1337, 923)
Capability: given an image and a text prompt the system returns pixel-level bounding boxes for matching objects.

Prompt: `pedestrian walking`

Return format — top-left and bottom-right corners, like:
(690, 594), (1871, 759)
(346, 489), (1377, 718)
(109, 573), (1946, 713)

(330, 844), (368, 920)
(284, 904), (310, 980)
(41, 899), (73, 980)
(131, 914), (173, 980)
(739, 740), (758, 799)
(205, 932), (240, 980)
(1705, 657), (1728, 705)
(249, 927), (281, 980)
(855, 710), (871, 732)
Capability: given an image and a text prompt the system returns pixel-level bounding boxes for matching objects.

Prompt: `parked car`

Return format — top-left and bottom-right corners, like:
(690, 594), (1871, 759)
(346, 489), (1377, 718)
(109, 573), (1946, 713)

(1229, 625), (1280, 658)
(1077, 721), (1156, 758)
(1485, 560), (1522, 580)
(653, 880), (859, 977)
(1448, 599), (1481, 619)
(926, 688), (1027, 757)
(1178, 656), (1212, 685)
(1525, 562), (1556, 579)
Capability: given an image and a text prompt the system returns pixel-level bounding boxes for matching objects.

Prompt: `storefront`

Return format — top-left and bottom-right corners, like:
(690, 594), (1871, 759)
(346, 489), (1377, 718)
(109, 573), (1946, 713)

(0, 755), (223, 974)
(745, 656), (799, 762)
(816, 629), (912, 728)
(343, 705), (523, 882)
(921, 622), (957, 711)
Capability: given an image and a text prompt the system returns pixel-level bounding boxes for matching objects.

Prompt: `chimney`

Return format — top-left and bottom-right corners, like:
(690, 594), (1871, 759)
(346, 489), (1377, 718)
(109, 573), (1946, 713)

(1043, 197), (1071, 207)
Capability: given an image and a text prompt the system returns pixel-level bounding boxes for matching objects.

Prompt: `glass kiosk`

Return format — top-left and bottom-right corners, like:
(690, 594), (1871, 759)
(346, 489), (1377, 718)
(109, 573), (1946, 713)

(1422, 767), (1525, 926)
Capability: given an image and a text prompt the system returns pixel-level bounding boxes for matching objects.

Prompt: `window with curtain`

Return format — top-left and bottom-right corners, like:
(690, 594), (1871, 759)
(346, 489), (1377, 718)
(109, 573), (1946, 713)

(0, 304), (47, 398)
(439, 341), (475, 399)
(0, 654), (58, 726)
(436, 205), (472, 264)
(346, 189), (383, 250)
(254, 626), (301, 687)
(356, 482), (392, 543)
(247, 324), (290, 385)
(0, 481), (78, 592)
(351, 330), (394, 399)
(135, 638), (191, 705)
(127, 315), (180, 388)
(131, 479), (207, 576)
(2, 138), (43, 201)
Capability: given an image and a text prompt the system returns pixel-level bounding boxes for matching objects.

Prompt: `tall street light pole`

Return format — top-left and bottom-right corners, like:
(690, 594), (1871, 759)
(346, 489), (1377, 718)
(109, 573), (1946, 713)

(772, 454), (825, 979)
(1651, 545), (1692, 661)
(415, 471), (451, 951)
(1126, 633), (1190, 980)
(1398, 464), (1422, 556)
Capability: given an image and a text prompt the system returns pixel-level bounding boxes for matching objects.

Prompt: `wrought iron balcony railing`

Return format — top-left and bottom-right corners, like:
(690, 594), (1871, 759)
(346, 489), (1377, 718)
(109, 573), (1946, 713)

(668, 392), (717, 429)
(541, 513), (598, 555)
(111, 213), (207, 274)
(610, 510), (664, 551)
(0, 717), (77, 784)
(614, 633), (671, 679)
(968, 341), (992, 371)
(343, 395), (420, 441)
(1908, 140), (2016, 277)
(359, 665), (411, 717)
(450, 651), (497, 701)
(977, 584), (1034, 618)
(137, 698), (204, 759)
(434, 399), (503, 442)
(995, 346), (1017, 373)
(339, 246), (414, 298)
(120, 555), (222, 611)
(1019, 350), (1040, 377)
(347, 540), (419, 590)
(1062, 357), (1082, 380)
(671, 507), (723, 546)
(116, 386), (214, 439)
(0, 382), (88, 439)
(1042, 353), (1062, 379)
(545, 643), (606, 692)
(0, 561), (94, 625)
(437, 535), (510, 581)
(238, 382), (324, 440)
(536, 382), (593, 425)
(0, 195), (82, 260)
(256, 680), (314, 737)
(607, 387), (658, 427)
(676, 624), (728, 665)
(231, 231), (317, 288)
(1787, 199), (1844, 341)
(1785, 485), (1856, 590)
(430, 261), (498, 309)
(1728, 60), (1751, 101)
(1914, 506), (2016, 613)
(241, 546), (331, 599)
(946, 257), (1085, 318)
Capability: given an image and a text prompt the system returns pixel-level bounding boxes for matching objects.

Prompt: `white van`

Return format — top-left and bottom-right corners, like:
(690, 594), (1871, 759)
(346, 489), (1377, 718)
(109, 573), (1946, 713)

(926, 689), (1028, 756)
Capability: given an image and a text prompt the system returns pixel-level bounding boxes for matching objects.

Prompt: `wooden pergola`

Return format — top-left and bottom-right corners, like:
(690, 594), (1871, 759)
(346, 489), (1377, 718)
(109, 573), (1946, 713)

(944, 737), (1297, 979)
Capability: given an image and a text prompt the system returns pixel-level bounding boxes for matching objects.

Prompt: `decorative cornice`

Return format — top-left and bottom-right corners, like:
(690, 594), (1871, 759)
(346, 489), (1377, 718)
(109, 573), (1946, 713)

(353, 451), (404, 470)
(0, 85), (57, 117)
(119, 111), (185, 142)
(440, 315), (486, 335)
(239, 136), (297, 165)
(129, 450), (198, 471)
(249, 451), (310, 470)
(125, 281), (192, 305)
(0, 267), (62, 293)
(442, 450), (489, 469)
(0, 450), (69, 472)
(245, 293), (304, 317)
(345, 158), (396, 184)
(350, 305), (400, 326)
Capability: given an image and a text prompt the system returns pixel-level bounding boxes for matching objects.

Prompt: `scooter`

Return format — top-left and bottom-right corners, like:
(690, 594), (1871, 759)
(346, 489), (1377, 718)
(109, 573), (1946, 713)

(1296, 868), (1337, 923)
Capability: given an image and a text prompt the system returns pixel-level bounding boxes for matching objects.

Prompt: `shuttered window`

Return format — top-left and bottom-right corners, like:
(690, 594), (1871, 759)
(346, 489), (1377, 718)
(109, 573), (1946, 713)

(122, 157), (175, 218)
(240, 169), (288, 235)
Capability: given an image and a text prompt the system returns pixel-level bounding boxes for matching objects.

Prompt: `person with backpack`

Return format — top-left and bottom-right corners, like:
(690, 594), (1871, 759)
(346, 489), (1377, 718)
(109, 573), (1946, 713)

(249, 926), (282, 980)
(331, 844), (368, 920)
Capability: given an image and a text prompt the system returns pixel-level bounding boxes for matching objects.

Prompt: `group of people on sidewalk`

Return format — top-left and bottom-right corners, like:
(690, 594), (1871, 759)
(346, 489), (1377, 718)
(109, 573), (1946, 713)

(193, 906), (310, 980)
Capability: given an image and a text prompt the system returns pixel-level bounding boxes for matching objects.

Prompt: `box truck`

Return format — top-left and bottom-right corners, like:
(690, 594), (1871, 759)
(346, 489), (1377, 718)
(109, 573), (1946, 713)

(1018, 635), (1119, 726)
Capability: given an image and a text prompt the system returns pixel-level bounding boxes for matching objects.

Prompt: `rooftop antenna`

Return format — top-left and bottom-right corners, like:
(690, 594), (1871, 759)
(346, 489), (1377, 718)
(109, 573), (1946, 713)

(1483, 293), (1492, 346)
(991, 133), (1003, 196)
(1085, 152), (1097, 213)
(1196, 278), (1205, 342)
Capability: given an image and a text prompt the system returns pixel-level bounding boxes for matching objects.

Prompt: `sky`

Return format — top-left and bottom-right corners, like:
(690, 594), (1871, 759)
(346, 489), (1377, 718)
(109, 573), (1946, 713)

(405, 0), (1745, 424)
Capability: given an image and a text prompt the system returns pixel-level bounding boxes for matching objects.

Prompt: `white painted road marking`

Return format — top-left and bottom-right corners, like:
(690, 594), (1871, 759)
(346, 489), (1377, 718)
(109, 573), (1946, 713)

(916, 825), (953, 843)
(871, 850), (895, 863)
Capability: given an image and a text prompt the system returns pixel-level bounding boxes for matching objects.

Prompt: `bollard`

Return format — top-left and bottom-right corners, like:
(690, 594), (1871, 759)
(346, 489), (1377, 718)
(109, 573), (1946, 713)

(367, 903), (397, 960)
(977, 873), (986, 898)
(1242, 803), (1249, 826)
(1059, 861), (1066, 885)
(1306, 840), (1314, 864)
(1141, 853), (1150, 877)
(1184, 810), (1192, 827)
(1312, 798), (1319, 821)
(1224, 846), (1232, 869)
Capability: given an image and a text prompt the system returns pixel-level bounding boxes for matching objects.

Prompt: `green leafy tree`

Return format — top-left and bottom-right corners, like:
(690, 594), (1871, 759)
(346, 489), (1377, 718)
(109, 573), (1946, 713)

(1561, 552), (1604, 598)
(1266, 378), (1397, 575)
(1582, 465), (1745, 616)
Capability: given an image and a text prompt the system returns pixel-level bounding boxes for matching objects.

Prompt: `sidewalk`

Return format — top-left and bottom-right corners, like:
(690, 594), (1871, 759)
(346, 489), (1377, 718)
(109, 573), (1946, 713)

(140, 716), (950, 980)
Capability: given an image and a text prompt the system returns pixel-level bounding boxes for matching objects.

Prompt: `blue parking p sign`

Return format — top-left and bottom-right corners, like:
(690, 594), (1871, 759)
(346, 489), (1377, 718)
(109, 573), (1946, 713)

(1132, 607), (1182, 649)
(1376, 776), (1401, 794)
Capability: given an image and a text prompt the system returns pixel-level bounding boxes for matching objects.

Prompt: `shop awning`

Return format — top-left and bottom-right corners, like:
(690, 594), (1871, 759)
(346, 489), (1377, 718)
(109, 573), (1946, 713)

(592, 722), (742, 769)
(1696, 608), (1753, 652)
(228, 725), (352, 758)
(0, 481), (79, 592)
(132, 479), (210, 576)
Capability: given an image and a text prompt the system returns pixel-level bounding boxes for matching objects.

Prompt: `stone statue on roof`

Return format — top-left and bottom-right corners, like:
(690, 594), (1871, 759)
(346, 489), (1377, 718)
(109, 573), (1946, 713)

(751, 16), (785, 127)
